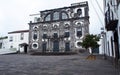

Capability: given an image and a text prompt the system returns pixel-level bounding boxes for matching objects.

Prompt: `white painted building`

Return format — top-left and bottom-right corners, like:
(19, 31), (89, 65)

(117, 0), (120, 65)
(0, 36), (18, 54)
(102, 0), (120, 66)
(8, 30), (29, 53)
(0, 37), (9, 49)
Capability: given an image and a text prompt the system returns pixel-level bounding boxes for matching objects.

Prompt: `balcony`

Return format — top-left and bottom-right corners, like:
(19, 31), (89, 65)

(105, 9), (118, 31)
(105, 20), (118, 31)
(46, 35), (65, 41)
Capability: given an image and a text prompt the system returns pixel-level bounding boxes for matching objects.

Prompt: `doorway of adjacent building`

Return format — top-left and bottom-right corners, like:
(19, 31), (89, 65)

(24, 44), (28, 53)
(111, 37), (114, 56)
(65, 42), (70, 52)
(114, 31), (119, 60)
(19, 43), (28, 54)
(53, 41), (59, 52)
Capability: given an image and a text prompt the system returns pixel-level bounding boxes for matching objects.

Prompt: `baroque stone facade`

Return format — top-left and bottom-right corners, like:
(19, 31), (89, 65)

(29, 1), (89, 53)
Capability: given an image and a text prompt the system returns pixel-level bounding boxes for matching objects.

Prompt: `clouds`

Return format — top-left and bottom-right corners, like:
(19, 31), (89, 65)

(0, 9), (4, 22)
(0, 0), (104, 36)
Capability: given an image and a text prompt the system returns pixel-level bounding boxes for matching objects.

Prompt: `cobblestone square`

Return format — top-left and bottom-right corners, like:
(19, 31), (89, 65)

(0, 53), (119, 75)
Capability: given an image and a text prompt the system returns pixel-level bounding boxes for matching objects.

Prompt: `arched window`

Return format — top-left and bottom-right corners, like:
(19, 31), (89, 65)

(33, 30), (38, 40)
(77, 30), (82, 37)
(62, 12), (68, 19)
(53, 12), (59, 20)
(45, 14), (51, 21)
(33, 26), (38, 30)
(77, 9), (82, 15)
(76, 22), (82, 29)
(76, 22), (82, 37)
(32, 28), (39, 41)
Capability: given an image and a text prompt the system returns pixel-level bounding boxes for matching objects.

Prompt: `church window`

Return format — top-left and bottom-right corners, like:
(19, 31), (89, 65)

(45, 14), (51, 21)
(77, 30), (82, 37)
(53, 12), (59, 20)
(62, 12), (68, 19)
(43, 34), (47, 39)
(33, 30), (38, 40)
(64, 32), (70, 38)
(77, 9), (82, 15)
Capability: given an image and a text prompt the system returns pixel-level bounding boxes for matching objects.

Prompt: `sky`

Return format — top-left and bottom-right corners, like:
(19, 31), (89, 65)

(0, 0), (104, 36)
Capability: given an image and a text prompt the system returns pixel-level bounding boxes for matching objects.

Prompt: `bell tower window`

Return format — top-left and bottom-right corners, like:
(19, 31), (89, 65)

(62, 12), (68, 19)
(53, 12), (59, 20)
(45, 14), (51, 21)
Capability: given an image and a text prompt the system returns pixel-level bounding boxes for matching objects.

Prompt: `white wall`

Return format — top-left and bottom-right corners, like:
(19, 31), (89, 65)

(104, 31), (117, 57)
(8, 32), (29, 52)
(99, 38), (104, 54)
(118, 4), (120, 57)
(103, 0), (118, 58)
(0, 38), (9, 49)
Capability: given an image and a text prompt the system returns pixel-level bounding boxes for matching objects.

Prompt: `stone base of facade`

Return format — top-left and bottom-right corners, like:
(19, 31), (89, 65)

(28, 50), (77, 55)
(28, 48), (86, 55)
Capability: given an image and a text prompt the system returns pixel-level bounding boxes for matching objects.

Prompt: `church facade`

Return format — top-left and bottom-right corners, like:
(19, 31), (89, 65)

(28, 1), (89, 53)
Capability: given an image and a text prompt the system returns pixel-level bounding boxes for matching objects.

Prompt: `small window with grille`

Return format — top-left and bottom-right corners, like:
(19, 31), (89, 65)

(77, 31), (82, 37)
(64, 32), (70, 38)
(43, 34), (47, 39)
(53, 33), (58, 38)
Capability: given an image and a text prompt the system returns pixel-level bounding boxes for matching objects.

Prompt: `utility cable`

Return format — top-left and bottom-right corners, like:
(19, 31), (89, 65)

(95, 0), (104, 15)
(90, 0), (104, 27)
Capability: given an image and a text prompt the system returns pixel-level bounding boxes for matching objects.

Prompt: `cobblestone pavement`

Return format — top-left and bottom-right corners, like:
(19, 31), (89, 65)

(0, 53), (119, 75)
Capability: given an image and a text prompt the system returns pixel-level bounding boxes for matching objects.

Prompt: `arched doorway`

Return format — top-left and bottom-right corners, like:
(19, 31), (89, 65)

(19, 43), (28, 53)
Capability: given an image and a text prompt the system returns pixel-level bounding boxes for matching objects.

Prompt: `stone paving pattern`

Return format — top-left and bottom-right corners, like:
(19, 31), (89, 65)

(0, 53), (120, 75)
